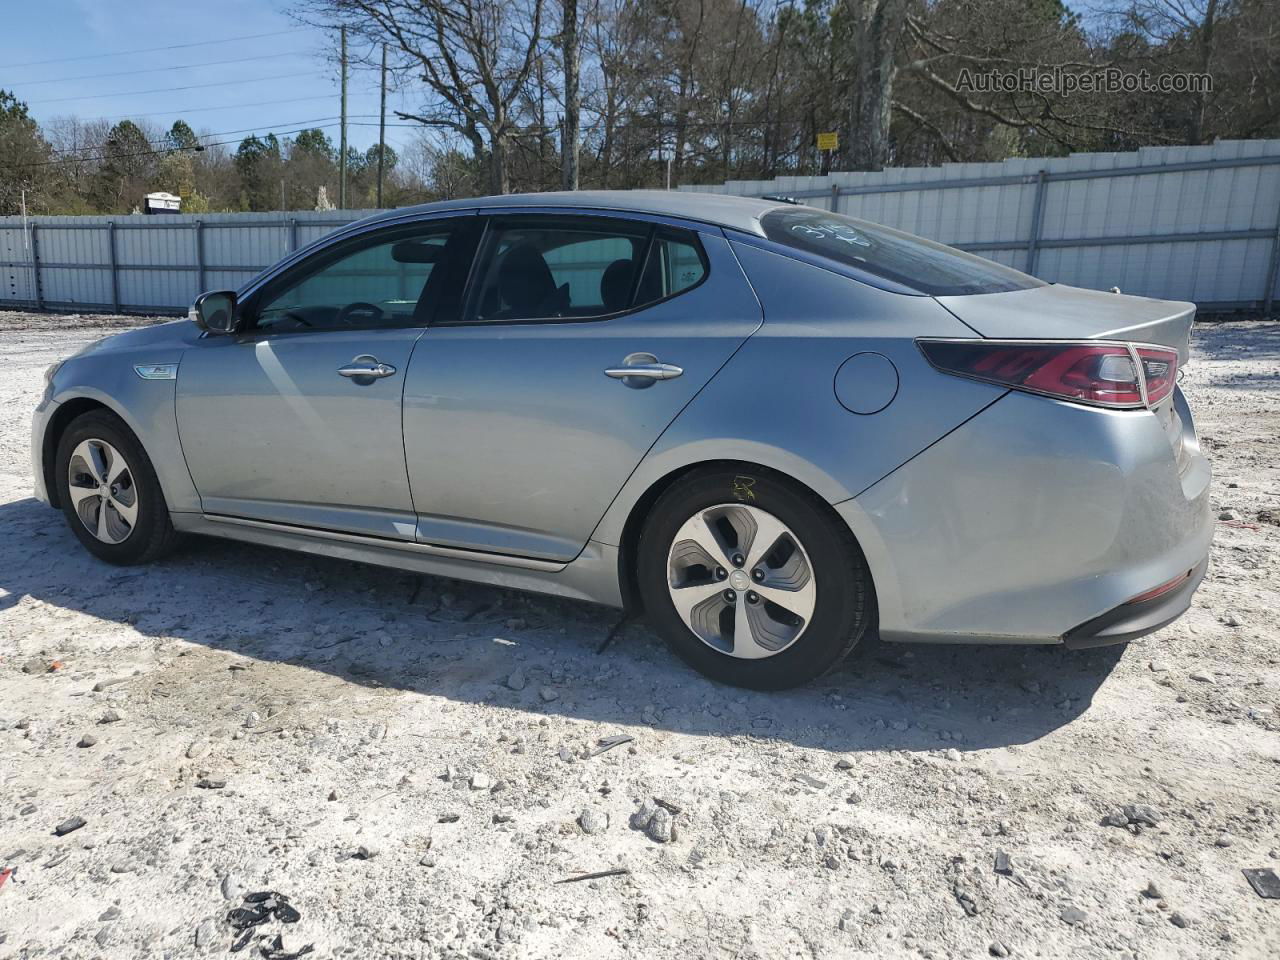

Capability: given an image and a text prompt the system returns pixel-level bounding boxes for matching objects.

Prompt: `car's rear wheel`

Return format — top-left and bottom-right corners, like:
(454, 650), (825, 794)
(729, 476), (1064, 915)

(55, 410), (179, 564)
(637, 467), (874, 689)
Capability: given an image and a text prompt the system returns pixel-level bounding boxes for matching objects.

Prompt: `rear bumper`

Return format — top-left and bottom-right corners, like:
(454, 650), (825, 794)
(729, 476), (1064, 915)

(1063, 554), (1208, 648)
(836, 387), (1213, 646)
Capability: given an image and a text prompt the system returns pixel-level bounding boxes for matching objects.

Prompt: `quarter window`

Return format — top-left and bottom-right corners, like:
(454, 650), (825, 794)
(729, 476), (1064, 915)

(636, 229), (708, 303)
(254, 223), (455, 331)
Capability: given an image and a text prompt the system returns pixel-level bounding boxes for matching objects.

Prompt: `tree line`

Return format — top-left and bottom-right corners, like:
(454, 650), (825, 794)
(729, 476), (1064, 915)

(2, 0), (1277, 216)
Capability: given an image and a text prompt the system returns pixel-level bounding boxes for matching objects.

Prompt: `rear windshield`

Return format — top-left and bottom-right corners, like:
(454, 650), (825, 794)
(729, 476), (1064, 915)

(760, 208), (1044, 297)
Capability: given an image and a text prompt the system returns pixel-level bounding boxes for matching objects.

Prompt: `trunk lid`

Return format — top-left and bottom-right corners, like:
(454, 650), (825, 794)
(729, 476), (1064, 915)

(938, 282), (1196, 469)
(936, 283), (1195, 364)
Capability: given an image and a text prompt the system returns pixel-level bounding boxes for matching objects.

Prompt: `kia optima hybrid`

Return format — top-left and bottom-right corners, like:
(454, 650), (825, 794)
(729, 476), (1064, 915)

(32, 192), (1212, 689)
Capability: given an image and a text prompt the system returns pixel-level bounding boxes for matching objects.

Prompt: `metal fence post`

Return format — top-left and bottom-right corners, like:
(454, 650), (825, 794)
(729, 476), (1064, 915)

(29, 222), (42, 310)
(107, 221), (120, 312)
(830, 183), (840, 213)
(1263, 205), (1280, 318)
(1025, 170), (1049, 276)
(194, 220), (205, 295)
(289, 218), (298, 253)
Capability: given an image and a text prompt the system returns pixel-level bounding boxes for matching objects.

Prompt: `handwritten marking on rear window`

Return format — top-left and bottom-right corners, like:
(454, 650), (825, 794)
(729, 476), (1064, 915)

(790, 222), (872, 247)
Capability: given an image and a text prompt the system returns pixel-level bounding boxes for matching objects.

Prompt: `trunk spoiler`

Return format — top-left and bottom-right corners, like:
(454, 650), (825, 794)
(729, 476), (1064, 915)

(936, 284), (1196, 364)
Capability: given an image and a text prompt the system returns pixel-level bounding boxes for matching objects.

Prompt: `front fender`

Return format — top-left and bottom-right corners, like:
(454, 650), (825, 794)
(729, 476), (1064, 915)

(45, 371), (200, 515)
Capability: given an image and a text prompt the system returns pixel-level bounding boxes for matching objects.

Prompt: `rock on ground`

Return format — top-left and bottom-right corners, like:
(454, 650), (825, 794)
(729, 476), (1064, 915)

(0, 314), (1278, 959)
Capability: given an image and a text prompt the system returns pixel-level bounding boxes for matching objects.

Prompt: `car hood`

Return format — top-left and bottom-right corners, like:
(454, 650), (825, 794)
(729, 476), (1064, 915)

(70, 319), (201, 360)
(937, 283), (1196, 364)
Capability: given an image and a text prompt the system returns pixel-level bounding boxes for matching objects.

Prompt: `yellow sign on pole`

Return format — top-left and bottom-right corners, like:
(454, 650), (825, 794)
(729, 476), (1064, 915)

(816, 132), (839, 152)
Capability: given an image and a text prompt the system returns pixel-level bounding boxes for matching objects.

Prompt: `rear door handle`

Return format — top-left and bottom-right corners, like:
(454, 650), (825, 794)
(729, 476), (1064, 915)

(604, 362), (683, 381)
(338, 355), (397, 379)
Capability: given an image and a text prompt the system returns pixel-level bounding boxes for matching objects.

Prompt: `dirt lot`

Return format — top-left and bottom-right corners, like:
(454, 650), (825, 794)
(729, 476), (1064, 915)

(1, 311), (1277, 960)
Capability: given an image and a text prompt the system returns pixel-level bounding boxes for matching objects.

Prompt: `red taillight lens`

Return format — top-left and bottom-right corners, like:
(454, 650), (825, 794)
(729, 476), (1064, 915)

(1125, 568), (1193, 605)
(918, 339), (1176, 409)
(1137, 346), (1178, 405)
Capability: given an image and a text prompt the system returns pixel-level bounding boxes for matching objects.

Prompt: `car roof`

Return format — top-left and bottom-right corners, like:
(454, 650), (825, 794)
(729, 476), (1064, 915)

(355, 190), (789, 235)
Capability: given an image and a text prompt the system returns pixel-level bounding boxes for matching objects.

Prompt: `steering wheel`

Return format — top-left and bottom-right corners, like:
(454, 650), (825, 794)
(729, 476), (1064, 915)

(335, 301), (385, 326)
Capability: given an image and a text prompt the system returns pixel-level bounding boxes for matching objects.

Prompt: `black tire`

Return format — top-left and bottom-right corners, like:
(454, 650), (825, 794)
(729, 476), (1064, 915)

(54, 409), (180, 565)
(637, 466), (874, 690)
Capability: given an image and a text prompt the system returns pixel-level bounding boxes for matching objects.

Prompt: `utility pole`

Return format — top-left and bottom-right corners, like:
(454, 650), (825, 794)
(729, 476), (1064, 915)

(376, 42), (387, 208)
(339, 25), (348, 210)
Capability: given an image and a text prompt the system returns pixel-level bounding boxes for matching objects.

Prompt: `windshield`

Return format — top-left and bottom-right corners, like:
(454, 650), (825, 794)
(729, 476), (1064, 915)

(759, 208), (1044, 297)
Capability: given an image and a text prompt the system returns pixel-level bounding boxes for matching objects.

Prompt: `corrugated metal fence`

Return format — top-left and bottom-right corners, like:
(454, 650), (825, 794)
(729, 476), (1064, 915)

(0, 210), (375, 315)
(3, 139), (1280, 315)
(683, 139), (1280, 314)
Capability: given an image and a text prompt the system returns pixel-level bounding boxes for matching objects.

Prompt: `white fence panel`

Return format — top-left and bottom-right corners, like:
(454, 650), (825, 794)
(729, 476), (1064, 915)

(0, 210), (375, 314)
(3, 140), (1280, 313)
(684, 138), (1280, 311)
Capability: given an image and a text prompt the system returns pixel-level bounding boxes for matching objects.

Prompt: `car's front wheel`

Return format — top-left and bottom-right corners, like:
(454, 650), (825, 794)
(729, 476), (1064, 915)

(54, 410), (179, 564)
(637, 467), (874, 690)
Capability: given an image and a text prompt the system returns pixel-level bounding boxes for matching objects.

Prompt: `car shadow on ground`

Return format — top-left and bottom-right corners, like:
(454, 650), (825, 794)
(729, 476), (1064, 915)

(1, 496), (1125, 756)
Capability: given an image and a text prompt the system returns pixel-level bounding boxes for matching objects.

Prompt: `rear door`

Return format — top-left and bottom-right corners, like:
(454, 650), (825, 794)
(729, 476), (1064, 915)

(402, 212), (763, 561)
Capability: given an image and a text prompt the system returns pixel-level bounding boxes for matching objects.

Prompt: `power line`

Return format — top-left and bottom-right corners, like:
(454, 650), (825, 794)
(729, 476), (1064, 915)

(7, 29), (302, 69)
(4, 122), (346, 170)
(91, 94), (343, 122)
(39, 114), (384, 163)
(40, 116), (357, 158)
(28, 72), (315, 106)
(17, 52), (314, 87)
(35, 114), (390, 164)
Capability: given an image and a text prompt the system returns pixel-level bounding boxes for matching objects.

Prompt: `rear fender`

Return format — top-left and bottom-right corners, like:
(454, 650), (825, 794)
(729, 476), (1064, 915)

(591, 245), (1006, 547)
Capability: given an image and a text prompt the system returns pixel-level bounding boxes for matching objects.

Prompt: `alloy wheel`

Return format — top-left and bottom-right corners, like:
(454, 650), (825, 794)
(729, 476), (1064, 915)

(666, 503), (816, 660)
(66, 438), (138, 544)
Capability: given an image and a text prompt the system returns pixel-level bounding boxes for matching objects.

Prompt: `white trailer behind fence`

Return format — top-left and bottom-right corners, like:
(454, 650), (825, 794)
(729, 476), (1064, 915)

(3, 139), (1279, 315)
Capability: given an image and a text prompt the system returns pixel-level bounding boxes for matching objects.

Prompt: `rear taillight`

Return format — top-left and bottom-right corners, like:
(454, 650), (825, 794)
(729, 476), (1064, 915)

(1136, 346), (1177, 405)
(917, 339), (1178, 410)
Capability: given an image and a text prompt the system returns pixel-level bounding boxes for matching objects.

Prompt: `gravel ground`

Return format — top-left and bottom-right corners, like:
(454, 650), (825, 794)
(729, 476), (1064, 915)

(1, 311), (1277, 960)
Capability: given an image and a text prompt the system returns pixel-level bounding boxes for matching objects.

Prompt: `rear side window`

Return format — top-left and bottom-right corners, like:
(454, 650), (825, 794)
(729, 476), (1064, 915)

(467, 216), (707, 322)
(759, 208), (1043, 297)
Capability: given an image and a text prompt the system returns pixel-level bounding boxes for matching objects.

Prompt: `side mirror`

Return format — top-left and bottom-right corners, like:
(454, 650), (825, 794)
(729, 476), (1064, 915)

(190, 290), (239, 334)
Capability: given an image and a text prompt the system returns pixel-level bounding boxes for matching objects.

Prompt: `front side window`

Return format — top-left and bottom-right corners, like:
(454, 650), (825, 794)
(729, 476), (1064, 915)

(760, 208), (1043, 297)
(467, 216), (707, 322)
(253, 223), (455, 331)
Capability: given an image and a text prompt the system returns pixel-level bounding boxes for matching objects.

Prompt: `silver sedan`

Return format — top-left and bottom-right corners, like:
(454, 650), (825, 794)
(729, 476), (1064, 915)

(32, 192), (1212, 689)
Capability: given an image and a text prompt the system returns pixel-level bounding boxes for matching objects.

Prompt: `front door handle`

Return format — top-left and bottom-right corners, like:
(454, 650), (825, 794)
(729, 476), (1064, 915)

(604, 361), (683, 381)
(338, 355), (397, 379)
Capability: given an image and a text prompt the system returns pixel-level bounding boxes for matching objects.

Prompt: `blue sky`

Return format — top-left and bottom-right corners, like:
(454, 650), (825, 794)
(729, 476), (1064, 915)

(5, 0), (422, 155)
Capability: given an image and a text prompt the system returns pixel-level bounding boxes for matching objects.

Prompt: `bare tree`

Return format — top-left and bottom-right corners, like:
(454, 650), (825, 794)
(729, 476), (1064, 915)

(1120, 0), (1222, 143)
(845, 0), (910, 170)
(561, 0), (581, 188)
(298, 0), (546, 194)
(10, 0), (1280, 212)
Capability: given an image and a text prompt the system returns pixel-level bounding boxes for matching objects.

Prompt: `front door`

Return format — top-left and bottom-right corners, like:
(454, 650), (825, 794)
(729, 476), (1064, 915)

(177, 216), (475, 539)
(402, 213), (763, 562)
